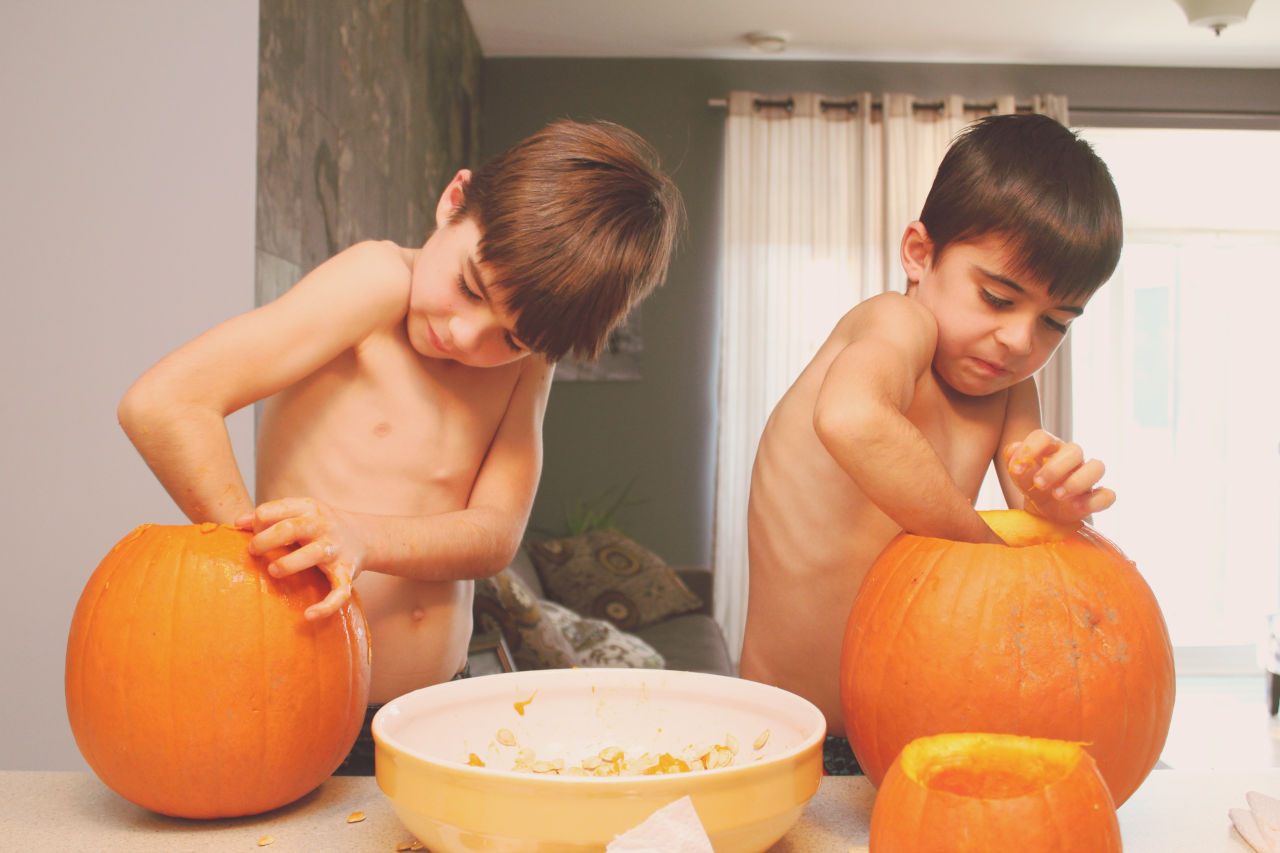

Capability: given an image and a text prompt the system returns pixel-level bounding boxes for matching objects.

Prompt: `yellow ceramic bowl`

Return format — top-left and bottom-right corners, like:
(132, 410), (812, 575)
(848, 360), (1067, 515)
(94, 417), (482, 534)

(373, 668), (825, 853)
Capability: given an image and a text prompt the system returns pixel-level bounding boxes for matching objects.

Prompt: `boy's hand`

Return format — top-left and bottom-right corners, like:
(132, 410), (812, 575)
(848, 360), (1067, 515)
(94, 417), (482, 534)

(236, 498), (364, 621)
(1004, 429), (1116, 524)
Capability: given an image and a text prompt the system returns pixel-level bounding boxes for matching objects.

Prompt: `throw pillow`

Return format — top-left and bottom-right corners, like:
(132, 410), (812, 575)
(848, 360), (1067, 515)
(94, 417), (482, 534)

(541, 600), (665, 669)
(473, 569), (577, 671)
(527, 529), (703, 630)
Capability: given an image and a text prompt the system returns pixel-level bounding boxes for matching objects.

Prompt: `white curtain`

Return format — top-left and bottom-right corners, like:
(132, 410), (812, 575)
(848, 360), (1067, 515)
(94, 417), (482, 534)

(712, 91), (1071, 660)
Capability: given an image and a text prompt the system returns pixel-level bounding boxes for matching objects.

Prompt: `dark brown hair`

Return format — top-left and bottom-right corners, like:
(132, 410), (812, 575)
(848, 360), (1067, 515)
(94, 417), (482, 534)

(453, 119), (685, 362)
(919, 113), (1123, 302)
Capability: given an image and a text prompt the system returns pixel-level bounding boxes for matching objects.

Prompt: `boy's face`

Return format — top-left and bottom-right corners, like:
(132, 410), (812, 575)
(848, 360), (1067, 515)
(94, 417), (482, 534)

(908, 231), (1088, 398)
(407, 188), (530, 369)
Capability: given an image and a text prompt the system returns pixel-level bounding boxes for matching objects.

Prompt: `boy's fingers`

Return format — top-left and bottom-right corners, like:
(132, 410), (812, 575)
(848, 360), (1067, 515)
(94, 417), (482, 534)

(244, 497), (319, 527)
(266, 539), (334, 577)
(304, 578), (352, 621)
(1034, 444), (1086, 490)
(1006, 431), (1061, 474)
(1080, 487), (1116, 515)
(249, 515), (323, 556)
(1051, 458), (1107, 499)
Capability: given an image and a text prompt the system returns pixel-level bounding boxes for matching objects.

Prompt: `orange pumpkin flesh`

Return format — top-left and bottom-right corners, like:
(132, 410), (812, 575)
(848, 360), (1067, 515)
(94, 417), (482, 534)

(870, 733), (1122, 852)
(841, 510), (1174, 807)
(65, 523), (372, 818)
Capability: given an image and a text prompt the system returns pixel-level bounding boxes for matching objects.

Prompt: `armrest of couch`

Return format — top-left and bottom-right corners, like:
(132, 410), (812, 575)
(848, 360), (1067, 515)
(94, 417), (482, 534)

(676, 567), (714, 617)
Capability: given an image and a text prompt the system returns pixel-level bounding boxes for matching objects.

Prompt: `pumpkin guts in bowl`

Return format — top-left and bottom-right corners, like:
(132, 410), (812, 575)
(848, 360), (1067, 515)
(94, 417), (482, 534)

(372, 668), (825, 853)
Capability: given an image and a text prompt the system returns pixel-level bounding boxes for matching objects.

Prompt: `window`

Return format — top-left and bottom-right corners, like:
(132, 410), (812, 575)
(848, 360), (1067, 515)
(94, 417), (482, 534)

(1070, 128), (1280, 671)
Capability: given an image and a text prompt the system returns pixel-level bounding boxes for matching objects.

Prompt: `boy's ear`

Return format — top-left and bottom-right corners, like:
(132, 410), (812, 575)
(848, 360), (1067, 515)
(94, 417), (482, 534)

(900, 221), (934, 283)
(434, 169), (472, 227)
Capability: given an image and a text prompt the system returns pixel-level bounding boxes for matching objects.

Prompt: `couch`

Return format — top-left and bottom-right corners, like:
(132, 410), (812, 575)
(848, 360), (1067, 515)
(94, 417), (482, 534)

(471, 529), (735, 677)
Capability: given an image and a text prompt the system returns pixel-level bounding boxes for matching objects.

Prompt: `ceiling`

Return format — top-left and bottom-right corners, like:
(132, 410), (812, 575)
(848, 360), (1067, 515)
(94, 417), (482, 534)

(462, 0), (1280, 69)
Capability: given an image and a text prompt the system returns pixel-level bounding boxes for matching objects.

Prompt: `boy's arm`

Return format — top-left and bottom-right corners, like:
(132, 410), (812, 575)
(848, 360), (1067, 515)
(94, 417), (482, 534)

(118, 241), (412, 523)
(242, 354), (554, 619)
(812, 295), (1002, 545)
(995, 378), (1116, 523)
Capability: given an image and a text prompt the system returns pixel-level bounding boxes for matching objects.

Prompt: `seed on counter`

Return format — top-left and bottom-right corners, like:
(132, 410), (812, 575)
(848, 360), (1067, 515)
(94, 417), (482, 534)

(754, 729), (771, 750)
(496, 728), (517, 746)
(257, 836), (274, 847)
(347, 810), (366, 823)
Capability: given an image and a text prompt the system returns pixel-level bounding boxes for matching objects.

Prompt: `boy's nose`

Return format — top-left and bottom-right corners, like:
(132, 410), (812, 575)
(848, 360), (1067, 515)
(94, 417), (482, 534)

(451, 309), (499, 353)
(996, 318), (1036, 355)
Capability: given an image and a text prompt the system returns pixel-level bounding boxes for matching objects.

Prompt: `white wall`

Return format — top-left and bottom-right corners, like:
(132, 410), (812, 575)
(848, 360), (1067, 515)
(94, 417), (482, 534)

(0, 1), (259, 769)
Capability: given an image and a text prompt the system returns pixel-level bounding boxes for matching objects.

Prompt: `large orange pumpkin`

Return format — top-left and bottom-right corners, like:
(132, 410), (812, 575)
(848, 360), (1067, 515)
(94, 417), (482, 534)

(65, 523), (371, 818)
(869, 732), (1122, 852)
(841, 510), (1174, 807)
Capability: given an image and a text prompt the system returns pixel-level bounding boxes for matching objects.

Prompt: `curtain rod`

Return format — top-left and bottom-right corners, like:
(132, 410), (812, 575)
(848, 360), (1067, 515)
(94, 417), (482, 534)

(706, 97), (1280, 121)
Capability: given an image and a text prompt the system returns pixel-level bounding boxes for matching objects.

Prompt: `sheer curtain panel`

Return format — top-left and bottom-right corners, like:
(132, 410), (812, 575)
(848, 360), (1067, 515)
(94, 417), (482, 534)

(712, 92), (1071, 660)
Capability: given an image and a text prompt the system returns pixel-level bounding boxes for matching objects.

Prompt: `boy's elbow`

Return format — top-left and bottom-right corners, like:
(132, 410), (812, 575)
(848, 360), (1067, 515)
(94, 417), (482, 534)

(813, 397), (852, 451)
(117, 382), (146, 440)
(117, 377), (166, 444)
(813, 395), (880, 457)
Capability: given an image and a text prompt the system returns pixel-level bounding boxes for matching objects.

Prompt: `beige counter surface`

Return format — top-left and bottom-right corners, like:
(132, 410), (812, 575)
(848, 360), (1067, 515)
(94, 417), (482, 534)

(2, 768), (1278, 851)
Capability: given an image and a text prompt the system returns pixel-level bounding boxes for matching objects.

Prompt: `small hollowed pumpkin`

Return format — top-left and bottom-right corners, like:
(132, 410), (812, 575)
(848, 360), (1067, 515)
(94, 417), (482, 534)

(841, 510), (1174, 807)
(65, 523), (372, 818)
(869, 732), (1122, 852)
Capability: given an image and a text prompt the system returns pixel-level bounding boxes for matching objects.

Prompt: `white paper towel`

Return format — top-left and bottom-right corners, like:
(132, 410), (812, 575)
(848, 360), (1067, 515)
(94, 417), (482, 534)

(1230, 791), (1280, 852)
(606, 796), (715, 853)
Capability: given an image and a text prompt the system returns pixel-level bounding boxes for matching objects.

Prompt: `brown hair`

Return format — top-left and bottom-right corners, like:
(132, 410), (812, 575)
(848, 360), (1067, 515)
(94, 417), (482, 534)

(453, 119), (685, 362)
(919, 113), (1123, 302)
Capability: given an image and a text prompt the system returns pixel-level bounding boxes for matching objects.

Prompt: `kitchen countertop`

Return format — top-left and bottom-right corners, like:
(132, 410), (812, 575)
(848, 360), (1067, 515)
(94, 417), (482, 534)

(2, 768), (1277, 851)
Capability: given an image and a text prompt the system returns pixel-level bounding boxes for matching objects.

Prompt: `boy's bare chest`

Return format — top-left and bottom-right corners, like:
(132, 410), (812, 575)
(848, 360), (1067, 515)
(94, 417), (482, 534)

(258, 327), (522, 511)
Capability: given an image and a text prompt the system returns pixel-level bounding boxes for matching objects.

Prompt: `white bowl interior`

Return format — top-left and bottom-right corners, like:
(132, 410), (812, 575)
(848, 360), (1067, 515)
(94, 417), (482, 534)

(375, 668), (824, 777)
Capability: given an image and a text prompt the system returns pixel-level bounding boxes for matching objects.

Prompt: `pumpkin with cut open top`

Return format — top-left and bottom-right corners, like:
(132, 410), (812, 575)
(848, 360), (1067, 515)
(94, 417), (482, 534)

(841, 510), (1174, 806)
(869, 732), (1122, 852)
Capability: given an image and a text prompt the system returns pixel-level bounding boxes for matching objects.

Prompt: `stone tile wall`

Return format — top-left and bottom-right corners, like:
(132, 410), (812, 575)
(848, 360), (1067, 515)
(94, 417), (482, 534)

(255, 0), (481, 305)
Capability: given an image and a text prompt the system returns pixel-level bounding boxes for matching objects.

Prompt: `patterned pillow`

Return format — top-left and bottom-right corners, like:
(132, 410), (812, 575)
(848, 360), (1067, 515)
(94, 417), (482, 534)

(527, 530), (703, 630)
(541, 601), (665, 669)
(473, 569), (576, 670)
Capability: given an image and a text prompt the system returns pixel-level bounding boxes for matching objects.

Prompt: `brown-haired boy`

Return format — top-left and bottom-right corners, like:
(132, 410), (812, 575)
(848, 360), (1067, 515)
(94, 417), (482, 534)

(119, 120), (684, 729)
(739, 114), (1123, 773)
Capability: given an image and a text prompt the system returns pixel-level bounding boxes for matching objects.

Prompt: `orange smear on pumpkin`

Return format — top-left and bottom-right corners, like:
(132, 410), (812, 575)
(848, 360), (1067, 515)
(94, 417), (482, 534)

(467, 753), (485, 767)
(514, 692), (536, 715)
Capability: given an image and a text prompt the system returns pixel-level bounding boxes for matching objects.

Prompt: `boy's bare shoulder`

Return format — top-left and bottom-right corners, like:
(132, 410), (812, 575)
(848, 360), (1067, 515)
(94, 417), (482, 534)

(833, 291), (937, 346)
(280, 240), (412, 316)
(332, 239), (414, 283)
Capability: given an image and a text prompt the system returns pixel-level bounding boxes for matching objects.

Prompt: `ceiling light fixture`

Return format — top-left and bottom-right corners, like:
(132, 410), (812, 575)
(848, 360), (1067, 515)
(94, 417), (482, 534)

(744, 31), (789, 54)
(1173, 0), (1256, 36)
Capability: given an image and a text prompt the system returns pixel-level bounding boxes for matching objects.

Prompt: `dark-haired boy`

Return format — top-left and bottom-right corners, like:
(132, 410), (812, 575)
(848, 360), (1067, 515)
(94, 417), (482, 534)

(739, 114), (1122, 772)
(120, 120), (684, 713)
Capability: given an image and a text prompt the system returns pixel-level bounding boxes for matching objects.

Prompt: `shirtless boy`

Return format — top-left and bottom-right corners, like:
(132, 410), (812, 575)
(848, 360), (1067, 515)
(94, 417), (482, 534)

(738, 114), (1123, 772)
(119, 120), (683, 749)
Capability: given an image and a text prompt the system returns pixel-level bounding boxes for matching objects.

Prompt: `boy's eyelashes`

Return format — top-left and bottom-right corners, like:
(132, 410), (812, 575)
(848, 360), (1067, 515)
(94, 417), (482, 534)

(456, 273), (526, 354)
(980, 289), (1013, 309)
(981, 289), (1071, 335)
(456, 274), (481, 301)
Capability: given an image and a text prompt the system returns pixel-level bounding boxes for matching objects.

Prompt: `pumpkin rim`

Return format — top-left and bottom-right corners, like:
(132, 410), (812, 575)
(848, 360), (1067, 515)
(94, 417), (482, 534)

(897, 732), (1087, 800)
